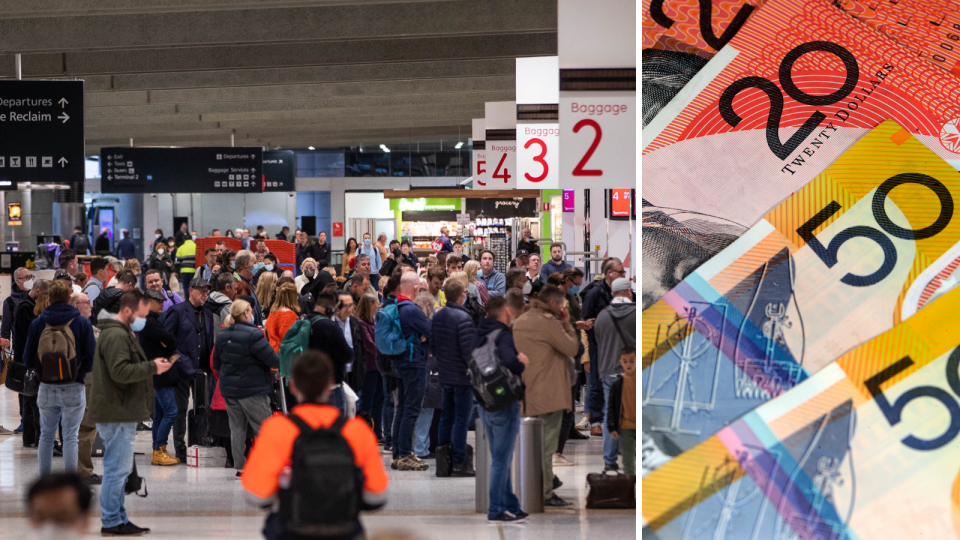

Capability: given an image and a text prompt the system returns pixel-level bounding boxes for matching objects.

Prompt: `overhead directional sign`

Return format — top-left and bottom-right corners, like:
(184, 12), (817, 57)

(100, 147), (264, 193)
(0, 80), (84, 184)
(262, 150), (296, 191)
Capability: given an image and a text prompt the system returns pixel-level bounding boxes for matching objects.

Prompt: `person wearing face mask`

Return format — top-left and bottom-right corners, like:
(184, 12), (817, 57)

(2, 267), (33, 349)
(252, 253), (282, 288)
(138, 289), (181, 467)
(88, 289), (173, 536)
(356, 233), (382, 275)
(13, 279), (51, 449)
(295, 257), (318, 294)
(175, 231), (199, 293)
(26, 472), (93, 540)
(148, 239), (174, 286)
(213, 299), (279, 475)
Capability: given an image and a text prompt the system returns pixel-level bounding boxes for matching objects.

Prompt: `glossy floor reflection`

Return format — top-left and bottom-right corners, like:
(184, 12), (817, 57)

(0, 389), (635, 539)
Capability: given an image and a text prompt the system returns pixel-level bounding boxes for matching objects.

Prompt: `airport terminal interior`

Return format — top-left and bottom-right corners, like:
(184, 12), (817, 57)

(0, 0), (638, 539)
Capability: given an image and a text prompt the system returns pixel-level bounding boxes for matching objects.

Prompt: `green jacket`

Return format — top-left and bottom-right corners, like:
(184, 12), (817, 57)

(88, 316), (158, 424)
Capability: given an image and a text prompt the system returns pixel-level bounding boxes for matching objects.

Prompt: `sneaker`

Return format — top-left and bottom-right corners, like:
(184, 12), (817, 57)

(544, 494), (573, 507)
(603, 463), (619, 472)
(568, 428), (590, 440)
(0, 426), (12, 435)
(553, 454), (574, 467)
(417, 452), (436, 460)
(13, 423), (23, 434)
(512, 510), (530, 520)
(101, 522), (148, 536)
(382, 445), (393, 454)
(53, 443), (63, 457)
(488, 512), (526, 523)
(82, 474), (103, 486)
(397, 454), (429, 471)
(552, 475), (563, 490)
(151, 447), (179, 466)
(23, 443), (38, 449)
(575, 416), (590, 431)
(590, 425), (602, 437)
(136, 422), (151, 432)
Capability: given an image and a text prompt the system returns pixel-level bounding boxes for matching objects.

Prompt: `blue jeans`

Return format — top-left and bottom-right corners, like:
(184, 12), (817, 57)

(381, 375), (396, 446)
(601, 375), (619, 467)
(96, 422), (137, 528)
(438, 385), (474, 466)
(479, 402), (521, 519)
(329, 385), (347, 417)
(152, 386), (178, 450)
(38, 382), (86, 475)
(586, 333), (604, 423)
(414, 408), (434, 457)
(357, 370), (384, 439)
(392, 363), (427, 459)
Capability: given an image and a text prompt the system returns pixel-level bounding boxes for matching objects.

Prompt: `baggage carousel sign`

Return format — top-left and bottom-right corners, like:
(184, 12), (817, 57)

(100, 147), (264, 193)
(0, 80), (84, 184)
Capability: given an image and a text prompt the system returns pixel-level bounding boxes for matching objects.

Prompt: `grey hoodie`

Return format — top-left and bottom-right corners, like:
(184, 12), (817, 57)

(594, 300), (636, 378)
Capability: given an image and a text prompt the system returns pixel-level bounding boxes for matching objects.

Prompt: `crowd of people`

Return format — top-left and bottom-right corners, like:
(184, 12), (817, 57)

(4, 224), (636, 537)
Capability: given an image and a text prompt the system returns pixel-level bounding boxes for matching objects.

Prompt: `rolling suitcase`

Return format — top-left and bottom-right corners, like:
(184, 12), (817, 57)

(585, 471), (635, 509)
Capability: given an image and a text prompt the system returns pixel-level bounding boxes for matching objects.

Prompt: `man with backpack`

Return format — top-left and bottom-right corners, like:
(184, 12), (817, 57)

(242, 350), (388, 540)
(23, 280), (97, 476)
(472, 297), (529, 522)
(431, 278), (477, 477)
(204, 273), (236, 340)
(83, 257), (109, 304)
(301, 291), (353, 415)
(89, 289), (174, 536)
(593, 277), (636, 472)
(376, 271), (432, 471)
(91, 270), (137, 326)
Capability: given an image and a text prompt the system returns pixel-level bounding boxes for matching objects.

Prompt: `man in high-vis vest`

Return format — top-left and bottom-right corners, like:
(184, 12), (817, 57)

(175, 231), (198, 293)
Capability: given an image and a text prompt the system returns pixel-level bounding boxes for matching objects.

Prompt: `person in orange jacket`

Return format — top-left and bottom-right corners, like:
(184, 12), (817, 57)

(241, 350), (388, 540)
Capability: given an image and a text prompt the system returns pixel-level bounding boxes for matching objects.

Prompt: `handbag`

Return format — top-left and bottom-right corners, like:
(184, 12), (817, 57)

(0, 349), (8, 385)
(125, 459), (148, 498)
(585, 470), (636, 509)
(4, 361), (39, 396)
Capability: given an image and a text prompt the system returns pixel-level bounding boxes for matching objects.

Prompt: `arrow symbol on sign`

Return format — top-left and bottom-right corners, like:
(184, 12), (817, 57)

(58, 112), (69, 123)
(58, 157), (68, 168)
(59, 98), (68, 108)
(108, 175), (113, 180)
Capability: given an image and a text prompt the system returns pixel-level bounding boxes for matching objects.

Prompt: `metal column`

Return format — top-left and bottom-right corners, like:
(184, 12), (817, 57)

(511, 417), (545, 513)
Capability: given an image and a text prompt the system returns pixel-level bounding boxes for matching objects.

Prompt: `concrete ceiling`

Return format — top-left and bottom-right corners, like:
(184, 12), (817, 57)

(0, 0), (557, 153)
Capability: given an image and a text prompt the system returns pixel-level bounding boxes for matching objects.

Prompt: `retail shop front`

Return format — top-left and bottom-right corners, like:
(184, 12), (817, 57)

(384, 189), (543, 271)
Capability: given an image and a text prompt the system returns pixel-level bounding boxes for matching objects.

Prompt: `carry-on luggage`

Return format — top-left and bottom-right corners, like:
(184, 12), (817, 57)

(585, 471), (635, 509)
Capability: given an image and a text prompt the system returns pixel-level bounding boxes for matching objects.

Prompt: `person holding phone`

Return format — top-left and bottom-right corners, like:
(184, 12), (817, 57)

(138, 288), (181, 466)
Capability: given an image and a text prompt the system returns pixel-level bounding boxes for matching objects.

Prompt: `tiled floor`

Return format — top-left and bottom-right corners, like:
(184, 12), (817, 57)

(0, 389), (636, 539)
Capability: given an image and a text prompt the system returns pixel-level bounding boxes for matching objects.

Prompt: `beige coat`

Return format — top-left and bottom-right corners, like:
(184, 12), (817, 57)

(513, 300), (580, 417)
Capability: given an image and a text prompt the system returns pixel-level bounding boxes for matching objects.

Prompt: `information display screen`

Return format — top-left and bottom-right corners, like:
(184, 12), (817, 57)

(562, 188), (575, 212)
(608, 188), (634, 220)
(100, 147), (263, 193)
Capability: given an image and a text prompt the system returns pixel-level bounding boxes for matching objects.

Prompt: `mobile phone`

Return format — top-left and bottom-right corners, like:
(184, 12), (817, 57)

(168, 353), (180, 364)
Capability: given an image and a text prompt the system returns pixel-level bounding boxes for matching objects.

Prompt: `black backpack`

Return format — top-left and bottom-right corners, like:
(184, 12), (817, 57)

(280, 413), (362, 537)
(468, 329), (524, 411)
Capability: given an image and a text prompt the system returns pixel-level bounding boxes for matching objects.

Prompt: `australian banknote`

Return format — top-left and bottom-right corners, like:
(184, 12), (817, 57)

(641, 0), (960, 311)
(642, 120), (960, 476)
(642, 282), (960, 540)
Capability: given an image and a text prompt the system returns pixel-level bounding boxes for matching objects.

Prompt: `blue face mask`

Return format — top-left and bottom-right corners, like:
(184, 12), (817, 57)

(131, 317), (146, 332)
(230, 261), (236, 269)
(253, 262), (264, 274)
(364, 239), (371, 246)
(570, 285), (580, 295)
(264, 264), (274, 272)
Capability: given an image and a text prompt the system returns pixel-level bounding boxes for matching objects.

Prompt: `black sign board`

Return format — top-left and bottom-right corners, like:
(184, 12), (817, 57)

(100, 147), (263, 193)
(465, 197), (537, 218)
(0, 80), (84, 184)
(262, 150), (296, 191)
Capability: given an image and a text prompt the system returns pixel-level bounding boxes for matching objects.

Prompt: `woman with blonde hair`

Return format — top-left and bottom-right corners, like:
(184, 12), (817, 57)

(295, 257), (318, 294)
(266, 283), (300, 353)
(213, 299), (280, 474)
(253, 271), (278, 317)
(463, 259), (489, 305)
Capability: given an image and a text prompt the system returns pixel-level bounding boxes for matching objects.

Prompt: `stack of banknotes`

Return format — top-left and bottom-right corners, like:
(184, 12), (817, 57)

(642, 0), (960, 537)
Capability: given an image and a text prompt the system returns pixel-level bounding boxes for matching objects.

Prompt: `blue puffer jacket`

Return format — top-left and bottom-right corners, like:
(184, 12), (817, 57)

(212, 321), (279, 400)
(430, 302), (476, 386)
